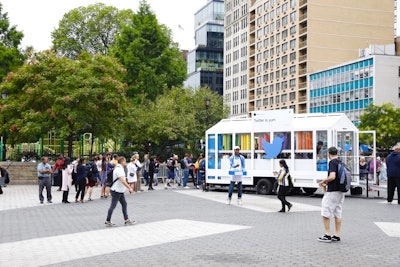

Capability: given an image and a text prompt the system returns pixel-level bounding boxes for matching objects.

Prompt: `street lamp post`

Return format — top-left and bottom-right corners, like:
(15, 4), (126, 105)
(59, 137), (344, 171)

(2, 90), (8, 161)
(205, 96), (210, 127)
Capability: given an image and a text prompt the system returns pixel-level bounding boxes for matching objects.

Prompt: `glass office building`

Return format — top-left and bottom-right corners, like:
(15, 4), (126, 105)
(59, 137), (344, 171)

(309, 53), (400, 125)
(185, 0), (224, 95)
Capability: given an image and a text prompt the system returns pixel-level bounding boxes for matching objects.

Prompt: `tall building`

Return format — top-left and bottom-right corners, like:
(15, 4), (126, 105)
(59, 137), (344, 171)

(242, 0), (394, 116)
(309, 44), (400, 125)
(185, 0), (225, 95)
(224, 0), (250, 117)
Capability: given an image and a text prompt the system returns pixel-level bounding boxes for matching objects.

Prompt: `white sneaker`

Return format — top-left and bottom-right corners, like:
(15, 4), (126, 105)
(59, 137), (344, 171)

(184, 186), (190, 189)
(237, 199), (242, 206)
(227, 198), (231, 205)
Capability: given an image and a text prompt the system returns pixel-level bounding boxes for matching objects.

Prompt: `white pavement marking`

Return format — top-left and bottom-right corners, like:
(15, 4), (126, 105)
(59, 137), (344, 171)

(0, 219), (250, 267)
(374, 222), (400, 237)
(176, 190), (320, 213)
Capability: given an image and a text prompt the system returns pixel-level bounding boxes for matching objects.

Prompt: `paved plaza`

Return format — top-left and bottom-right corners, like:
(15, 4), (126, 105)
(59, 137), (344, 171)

(0, 184), (399, 267)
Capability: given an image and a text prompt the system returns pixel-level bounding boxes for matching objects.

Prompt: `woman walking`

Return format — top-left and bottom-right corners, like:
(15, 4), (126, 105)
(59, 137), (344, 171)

(148, 157), (155, 191)
(75, 158), (88, 203)
(61, 157), (73, 203)
(273, 159), (293, 213)
(126, 156), (137, 193)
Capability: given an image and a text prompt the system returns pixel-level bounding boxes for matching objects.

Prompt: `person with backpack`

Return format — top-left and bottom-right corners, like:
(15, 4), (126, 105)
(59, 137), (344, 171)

(105, 156), (135, 227)
(85, 157), (99, 201)
(100, 157), (115, 198)
(273, 159), (293, 213)
(317, 146), (345, 243)
(0, 166), (10, 194)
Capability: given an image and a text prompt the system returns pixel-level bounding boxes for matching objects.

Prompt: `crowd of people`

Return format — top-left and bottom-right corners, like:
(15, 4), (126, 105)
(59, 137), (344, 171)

(35, 151), (208, 205)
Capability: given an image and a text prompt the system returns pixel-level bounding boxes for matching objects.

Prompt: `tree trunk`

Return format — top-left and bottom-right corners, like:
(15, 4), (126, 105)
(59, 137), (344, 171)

(68, 134), (73, 158)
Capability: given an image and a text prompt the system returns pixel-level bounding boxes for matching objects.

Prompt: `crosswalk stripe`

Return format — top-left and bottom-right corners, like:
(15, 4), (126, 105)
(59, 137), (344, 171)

(176, 190), (320, 213)
(0, 219), (250, 267)
(374, 222), (400, 237)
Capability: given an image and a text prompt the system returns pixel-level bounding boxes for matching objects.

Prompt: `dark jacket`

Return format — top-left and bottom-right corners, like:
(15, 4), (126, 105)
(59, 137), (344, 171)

(386, 151), (400, 178)
(76, 165), (87, 181)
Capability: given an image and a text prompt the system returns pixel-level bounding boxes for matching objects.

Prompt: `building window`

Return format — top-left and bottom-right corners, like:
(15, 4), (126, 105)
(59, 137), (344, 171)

(263, 86), (269, 94)
(263, 98), (268, 106)
(290, 65), (296, 74)
(290, 52), (296, 61)
(290, 39), (296, 49)
(290, 25), (296, 35)
(290, 79), (296, 87)
(289, 92), (296, 101)
(282, 55), (288, 64)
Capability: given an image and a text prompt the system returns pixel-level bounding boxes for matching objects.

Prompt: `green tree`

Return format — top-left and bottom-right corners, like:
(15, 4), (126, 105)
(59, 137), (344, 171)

(112, 0), (187, 101)
(0, 3), (24, 79)
(122, 87), (229, 159)
(0, 51), (129, 156)
(358, 103), (400, 149)
(51, 3), (133, 59)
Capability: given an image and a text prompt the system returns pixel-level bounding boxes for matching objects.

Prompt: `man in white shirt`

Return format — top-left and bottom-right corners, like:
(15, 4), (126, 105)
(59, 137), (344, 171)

(105, 157), (135, 226)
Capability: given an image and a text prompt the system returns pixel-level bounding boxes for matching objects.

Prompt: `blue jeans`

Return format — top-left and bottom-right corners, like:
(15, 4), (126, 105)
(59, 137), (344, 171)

(228, 181), (242, 199)
(196, 170), (204, 186)
(183, 169), (189, 187)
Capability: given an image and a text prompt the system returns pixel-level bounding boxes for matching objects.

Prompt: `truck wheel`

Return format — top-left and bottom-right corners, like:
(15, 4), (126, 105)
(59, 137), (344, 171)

(302, 187), (317, 195)
(256, 179), (273, 195)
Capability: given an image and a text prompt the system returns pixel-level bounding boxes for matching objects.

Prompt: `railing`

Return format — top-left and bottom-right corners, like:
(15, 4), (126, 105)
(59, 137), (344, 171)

(299, 0), (307, 6)
(299, 13), (307, 21)
(299, 68), (307, 75)
(298, 95), (307, 102)
(299, 54), (307, 61)
(299, 40), (307, 48)
(299, 26), (307, 35)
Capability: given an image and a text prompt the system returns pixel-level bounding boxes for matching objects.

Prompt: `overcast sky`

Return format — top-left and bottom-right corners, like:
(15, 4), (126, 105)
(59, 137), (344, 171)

(0, 0), (207, 51)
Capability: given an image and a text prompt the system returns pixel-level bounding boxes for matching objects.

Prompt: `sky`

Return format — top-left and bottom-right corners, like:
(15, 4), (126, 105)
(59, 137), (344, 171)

(0, 0), (207, 51)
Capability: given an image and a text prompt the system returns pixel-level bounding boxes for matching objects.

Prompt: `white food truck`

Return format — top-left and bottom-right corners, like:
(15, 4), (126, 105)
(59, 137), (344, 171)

(205, 110), (363, 195)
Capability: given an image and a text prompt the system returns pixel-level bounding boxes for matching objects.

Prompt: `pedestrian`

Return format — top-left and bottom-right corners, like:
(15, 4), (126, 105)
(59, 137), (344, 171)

(126, 156), (137, 193)
(143, 154), (150, 186)
(182, 153), (190, 189)
(359, 157), (368, 180)
(227, 147), (245, 205)
(386, 144), (400, 204)
(105, 156), (135, 227)
(273, 159), (293, 212)
(75, 158), (88, 203)
(132, 152), (142, 192)
(148, 157), (155, 191)
(52, 154), (64, 191)
(173, 154), (181, 187)
(61, 157), (73, 203)
(101, 157), (115, 198)
(187, 154), (196, 186)
(378, 157), (387, 183)
(165, 154), (176, 189)
(317, 146), (344, 243)
(368, 156), (380, 185)
(153, 156), (160, 186)
(85, 157), (98, 201)
(195, 154), (205, 189)
(72, 157), (79, 192)
(0, 166), (10, 195)
(37, 156), (53, 204)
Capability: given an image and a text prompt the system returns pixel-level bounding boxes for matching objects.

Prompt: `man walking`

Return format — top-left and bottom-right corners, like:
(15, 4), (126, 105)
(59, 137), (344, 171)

(105, 156), (135, 226)
(37, 157), (53, 204)
(227, 146), (245, 205)
(317, 147), (344, 242)
(386, 144), (400, 204)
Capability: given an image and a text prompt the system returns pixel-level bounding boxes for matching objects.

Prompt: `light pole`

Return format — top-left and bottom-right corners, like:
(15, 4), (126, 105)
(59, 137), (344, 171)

(2, 90), (8, 161)
(205, 96), (210, 127)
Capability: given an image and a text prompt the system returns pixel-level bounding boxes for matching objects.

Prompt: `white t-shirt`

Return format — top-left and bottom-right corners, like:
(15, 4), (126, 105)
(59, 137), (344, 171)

(111, 164), (126, 193)
(126, 162), (137, 183)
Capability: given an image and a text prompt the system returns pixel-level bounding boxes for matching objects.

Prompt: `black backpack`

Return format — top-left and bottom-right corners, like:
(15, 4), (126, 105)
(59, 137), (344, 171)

(180, 159), (186, 170)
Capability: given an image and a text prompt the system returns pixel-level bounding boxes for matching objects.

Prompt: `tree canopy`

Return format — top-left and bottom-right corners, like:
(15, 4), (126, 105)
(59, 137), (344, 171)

(0, 50), (129, 156)
(112, 0), (187, 101)
(122, 87), (229, 159)
(0, 3), (24, 79)
(51, 3), (133, 59)
(358, 103), (400, 150)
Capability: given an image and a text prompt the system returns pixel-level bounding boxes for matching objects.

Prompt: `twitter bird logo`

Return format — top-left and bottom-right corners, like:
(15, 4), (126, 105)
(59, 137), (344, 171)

(262, 137), (284, 159)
